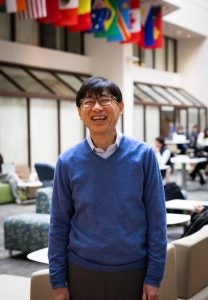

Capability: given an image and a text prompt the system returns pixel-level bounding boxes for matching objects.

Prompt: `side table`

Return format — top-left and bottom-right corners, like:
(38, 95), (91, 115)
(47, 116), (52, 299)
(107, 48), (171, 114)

(17, 181), (43, 202)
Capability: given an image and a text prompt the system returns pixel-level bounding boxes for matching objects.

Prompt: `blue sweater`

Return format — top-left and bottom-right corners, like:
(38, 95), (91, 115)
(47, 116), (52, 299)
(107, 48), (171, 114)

(48, 136), (167, 289)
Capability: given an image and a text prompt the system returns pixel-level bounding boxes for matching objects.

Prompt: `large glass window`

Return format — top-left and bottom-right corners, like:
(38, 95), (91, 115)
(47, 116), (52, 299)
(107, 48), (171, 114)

(15, 16), (39, 46)
(0, 72), (20, 92)
(133, 37), (177, 72)
(0, 13), (11, 40)
(66, 31), (83, 54)
(60, 100), (83, 152)
(0, 66), (50, 93)
(146, 106), (160, 145)
(30, 98), (58, 167)
(29, 70), (76, 96)
(39, 24), (65, 50)
(0, 15), (83, 54)
(160, 106), (175, 138)
(0, 97), (28, 164)
(57, 74), (83, 92)
(155, 47), (165, 70)
(137, 84), (169, 104)
(188, 108), (198, 133)
(167, 39), (175, 72)
(133, 104), (144, 141)
(153, 85), (181, 105)
(200, 108), (207, 131)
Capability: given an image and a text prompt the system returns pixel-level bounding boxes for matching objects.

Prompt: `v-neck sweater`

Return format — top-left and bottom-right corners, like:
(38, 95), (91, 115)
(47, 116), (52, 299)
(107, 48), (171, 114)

(48, 136), (167, 289)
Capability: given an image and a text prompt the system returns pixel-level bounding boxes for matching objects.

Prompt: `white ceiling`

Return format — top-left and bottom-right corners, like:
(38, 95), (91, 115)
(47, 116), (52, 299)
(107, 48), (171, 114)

(163, 21), (203, 40)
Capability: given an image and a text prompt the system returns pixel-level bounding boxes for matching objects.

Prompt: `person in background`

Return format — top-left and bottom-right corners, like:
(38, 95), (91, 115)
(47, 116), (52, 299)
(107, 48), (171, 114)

(182, 204), (208, 237)
(48, 76), (167, 300)
(197, 127), (208, 152)
(0, 153), (22, 204)
(189, 127), (208, 185)
(154, 136), (173, 183)
(188, 124), (200, 156)
(175, 124), (188, 154)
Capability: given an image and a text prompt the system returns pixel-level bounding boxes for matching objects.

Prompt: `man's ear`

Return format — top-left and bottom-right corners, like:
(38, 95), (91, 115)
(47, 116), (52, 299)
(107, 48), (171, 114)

(118, 101), (124, 115)
(78, 107), (82, 120)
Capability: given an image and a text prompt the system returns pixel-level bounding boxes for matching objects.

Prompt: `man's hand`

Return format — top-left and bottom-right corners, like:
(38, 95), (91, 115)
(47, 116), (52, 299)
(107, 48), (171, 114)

(142, 284), (160, 300)
(53, 287), (70, 300)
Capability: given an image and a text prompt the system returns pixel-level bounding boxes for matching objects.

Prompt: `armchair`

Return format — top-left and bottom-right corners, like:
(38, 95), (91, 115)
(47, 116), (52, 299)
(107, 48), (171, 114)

(34, 163), (55, 187)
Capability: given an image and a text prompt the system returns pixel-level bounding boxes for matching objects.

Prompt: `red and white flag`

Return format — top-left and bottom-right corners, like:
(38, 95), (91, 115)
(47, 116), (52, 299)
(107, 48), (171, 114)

(19, 0), (47, 19)
(53, 0), (78, 27)
(38, 0), (61, 23)
(121, 0), (141, 44)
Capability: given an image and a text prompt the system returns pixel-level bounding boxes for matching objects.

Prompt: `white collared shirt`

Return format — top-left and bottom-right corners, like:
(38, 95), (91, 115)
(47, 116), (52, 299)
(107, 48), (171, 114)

(86, 130), (123, 159)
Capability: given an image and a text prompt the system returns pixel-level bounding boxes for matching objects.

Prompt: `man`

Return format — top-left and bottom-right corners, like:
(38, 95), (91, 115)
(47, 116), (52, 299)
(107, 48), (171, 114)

(154, 136), (172, 183)
(48, 76), (167, 300)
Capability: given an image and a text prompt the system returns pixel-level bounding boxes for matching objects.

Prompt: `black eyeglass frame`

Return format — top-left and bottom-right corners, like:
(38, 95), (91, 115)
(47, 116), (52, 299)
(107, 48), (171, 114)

(79, 95), (118, 108)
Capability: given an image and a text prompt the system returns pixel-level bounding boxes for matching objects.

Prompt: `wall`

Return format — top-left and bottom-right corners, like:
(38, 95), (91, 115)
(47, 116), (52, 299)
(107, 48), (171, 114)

(164, 0), (208, 36)
(85, 35), (135, 136)
(177, 37), (208, 102)
(0, 40), (91, 74)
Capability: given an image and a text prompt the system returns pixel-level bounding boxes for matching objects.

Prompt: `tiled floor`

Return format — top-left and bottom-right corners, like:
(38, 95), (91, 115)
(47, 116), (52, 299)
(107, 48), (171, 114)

(0, 170), (207, 278)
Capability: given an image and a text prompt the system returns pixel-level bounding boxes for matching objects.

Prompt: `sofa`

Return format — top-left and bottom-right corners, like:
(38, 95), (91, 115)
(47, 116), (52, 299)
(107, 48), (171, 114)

(28, 226), (208, 300)
(172, 224), (208, 299)
(160, 226), (208, 299)
(4, 187), (52, 256)
(0, 182), (14, 204)
(159, 243), (177, 300)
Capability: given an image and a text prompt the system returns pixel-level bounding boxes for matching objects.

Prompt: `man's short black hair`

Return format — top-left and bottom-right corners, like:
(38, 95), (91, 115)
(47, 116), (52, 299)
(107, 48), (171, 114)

(76, 76), (123, 107)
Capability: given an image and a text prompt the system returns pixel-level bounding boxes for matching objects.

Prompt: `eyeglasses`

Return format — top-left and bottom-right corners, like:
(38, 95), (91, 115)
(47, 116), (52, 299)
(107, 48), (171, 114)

(80, 95), (117, 108)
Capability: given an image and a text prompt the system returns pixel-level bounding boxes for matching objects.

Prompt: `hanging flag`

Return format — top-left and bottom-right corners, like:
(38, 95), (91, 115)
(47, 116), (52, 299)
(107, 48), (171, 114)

(127, 0), (141, 42)
(5, 0), (17, 13)
(90, 0), (110, 33)
(95, 0), (118, 38)
(139, 5), (163, 48)
(121, 0), (141, 44)
(38, 0), (61, 23)
(19, 0), (47, 19)
(16, 0), (26, 11)
(0, 0), (6, 11)
(68, 0), (91, 32)
(138, 4), (154, 48)
(107, 0), (131, 42)
(53, 0), (78, 27)
(150, 6), (163, 48)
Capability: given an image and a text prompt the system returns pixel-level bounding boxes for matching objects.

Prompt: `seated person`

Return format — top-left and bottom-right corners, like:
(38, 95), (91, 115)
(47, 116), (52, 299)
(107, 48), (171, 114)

(154, 137), (173, 183)
(189, 127), (208, 185)
(182, 205), (208, 237)
(188, 124), (200, 156)
(0, 153), (22, 204)
(174, 124), (188, 154)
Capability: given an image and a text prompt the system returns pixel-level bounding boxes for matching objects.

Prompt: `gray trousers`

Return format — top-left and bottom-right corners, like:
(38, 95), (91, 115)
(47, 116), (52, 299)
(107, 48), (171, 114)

(68, 263), (146, 300)
(0, 173), (19, 199)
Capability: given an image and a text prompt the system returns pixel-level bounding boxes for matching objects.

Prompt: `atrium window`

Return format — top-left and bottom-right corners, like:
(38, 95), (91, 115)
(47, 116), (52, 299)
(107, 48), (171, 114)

(16, 16), (39, 46)
(0, 13), (11, 40)
(133, 37), (177, 72)
(0, 13), (83, 55)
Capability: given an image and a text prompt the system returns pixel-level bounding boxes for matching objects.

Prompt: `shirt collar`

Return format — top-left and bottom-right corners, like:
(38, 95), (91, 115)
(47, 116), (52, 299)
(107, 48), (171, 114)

(86, 129), (122, 152)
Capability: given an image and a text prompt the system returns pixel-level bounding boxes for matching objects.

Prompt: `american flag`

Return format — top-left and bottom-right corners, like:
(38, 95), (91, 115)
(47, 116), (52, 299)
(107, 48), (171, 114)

(19, 0), (47, 19)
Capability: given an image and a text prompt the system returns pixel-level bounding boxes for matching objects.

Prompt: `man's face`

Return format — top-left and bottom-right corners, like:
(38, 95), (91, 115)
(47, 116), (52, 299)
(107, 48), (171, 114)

(78, 93), (124, 136)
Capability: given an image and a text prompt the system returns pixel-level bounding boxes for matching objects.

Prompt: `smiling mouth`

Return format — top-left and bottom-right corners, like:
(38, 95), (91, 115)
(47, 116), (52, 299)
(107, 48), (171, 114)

(91, 116), (107, 121)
